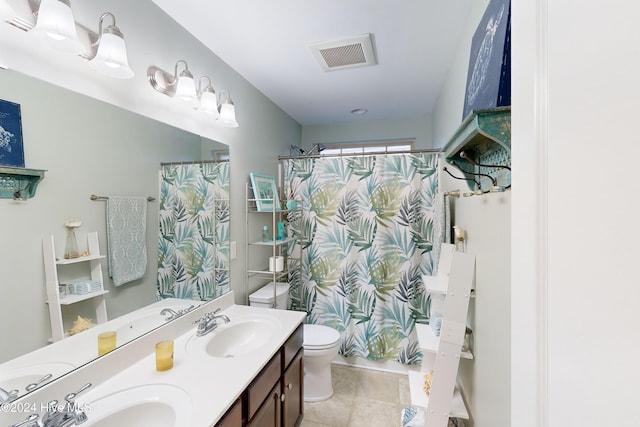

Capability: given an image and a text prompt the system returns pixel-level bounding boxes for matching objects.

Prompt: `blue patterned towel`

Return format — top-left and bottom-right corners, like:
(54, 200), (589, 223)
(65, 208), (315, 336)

(106, 196), (147, 286)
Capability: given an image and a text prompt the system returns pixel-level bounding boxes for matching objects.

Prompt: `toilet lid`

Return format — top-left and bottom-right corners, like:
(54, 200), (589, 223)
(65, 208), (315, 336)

(303, 324), (340, 349)
(249, 282), (290, 304)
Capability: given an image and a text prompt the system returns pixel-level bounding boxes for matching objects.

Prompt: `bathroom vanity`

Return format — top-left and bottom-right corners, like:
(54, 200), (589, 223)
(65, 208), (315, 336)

(2, 292), (306, 427)
(218, 323), (303, 427)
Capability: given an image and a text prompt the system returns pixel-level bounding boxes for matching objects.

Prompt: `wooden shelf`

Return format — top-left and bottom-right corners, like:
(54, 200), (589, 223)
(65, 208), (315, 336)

(443, 106), (511, 190)
(422, 274), (475, 298)
(407, 370), (469, 419)
(43, 232), (108, 341)
(421, 275), (449, 295)
(0, 165), (46, 199)
(416, 323), (473, 360)
(56, 254), (106, 265)
(54, 290), (109, 306)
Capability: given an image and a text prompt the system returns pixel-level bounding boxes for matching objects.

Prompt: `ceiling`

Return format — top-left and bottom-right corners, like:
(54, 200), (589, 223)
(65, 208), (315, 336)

(151, 0), (473, 126)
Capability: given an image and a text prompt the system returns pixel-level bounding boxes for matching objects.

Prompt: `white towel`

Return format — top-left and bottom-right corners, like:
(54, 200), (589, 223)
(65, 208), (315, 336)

(106, 196), (147, 286)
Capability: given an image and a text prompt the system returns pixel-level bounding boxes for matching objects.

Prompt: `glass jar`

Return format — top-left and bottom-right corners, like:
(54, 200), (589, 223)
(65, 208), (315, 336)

(64, 228), (80, 259)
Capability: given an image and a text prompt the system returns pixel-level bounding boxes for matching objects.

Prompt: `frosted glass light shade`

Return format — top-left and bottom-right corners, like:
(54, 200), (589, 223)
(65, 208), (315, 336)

(198, 90), (219, 116)
(174, 75), (198, 107)
(219, 103), (239, 128)
(90, 32), (134, 79)
(32, 0), (82, 54)
(0, 0), (16, 21)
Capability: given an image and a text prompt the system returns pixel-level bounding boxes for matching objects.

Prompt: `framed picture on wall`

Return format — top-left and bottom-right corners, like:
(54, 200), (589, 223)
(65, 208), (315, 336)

(0, 99), (25, 167)
(249, 172), (280, 211)
(462, 0), (511, 119)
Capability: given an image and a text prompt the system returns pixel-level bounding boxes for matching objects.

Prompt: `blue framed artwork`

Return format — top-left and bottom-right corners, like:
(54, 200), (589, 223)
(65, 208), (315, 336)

(0, 99), (25, 167)
(249, 172), (280, 211)
(462, 0), (511, 120)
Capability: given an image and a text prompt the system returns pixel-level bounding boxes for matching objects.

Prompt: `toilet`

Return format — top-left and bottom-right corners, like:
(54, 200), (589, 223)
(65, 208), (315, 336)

(249, 282), (342, 402)
(248, 281), (290, 309)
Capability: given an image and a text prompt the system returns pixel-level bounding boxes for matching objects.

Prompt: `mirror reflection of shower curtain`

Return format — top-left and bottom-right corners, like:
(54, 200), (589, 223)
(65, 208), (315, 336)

(283, 152), (443, 365)
(157, 162), (230, 301)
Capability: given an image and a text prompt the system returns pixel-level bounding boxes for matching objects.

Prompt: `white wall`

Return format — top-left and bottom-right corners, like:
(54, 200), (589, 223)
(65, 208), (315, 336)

(452, 189), (511, 427)
(512, 0), (640, 426)
(301, 114), (433, 150)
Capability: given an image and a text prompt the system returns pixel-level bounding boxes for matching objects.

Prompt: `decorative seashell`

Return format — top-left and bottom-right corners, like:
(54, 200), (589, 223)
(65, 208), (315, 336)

(64, 219), (82, 228)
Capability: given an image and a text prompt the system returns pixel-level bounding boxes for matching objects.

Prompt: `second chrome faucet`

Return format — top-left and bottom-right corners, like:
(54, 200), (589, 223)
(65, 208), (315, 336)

(194, 309), (230, 337)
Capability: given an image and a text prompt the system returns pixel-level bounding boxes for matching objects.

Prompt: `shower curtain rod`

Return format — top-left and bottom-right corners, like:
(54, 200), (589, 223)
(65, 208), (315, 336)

(90, 194), (156, 202)
(160, 160), (227, 166)
(277, 147), (441, 160)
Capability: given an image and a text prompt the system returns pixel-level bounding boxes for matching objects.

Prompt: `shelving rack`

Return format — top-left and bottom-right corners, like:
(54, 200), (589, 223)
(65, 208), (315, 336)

(408, 244), (475, 426)
(245, 182), (300, 307)
(42, 231), (108, 341)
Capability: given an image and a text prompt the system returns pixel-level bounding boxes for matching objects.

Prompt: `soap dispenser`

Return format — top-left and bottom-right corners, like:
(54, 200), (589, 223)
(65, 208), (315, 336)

(262, 225), (270, 242)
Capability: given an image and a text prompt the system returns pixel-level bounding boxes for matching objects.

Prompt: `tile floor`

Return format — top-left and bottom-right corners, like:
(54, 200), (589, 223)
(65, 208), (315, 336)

(301, 364), (411, 427)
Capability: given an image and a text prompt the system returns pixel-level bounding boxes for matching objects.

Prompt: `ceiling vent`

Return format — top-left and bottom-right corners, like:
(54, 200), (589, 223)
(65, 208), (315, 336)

(308, 33), (377, 72)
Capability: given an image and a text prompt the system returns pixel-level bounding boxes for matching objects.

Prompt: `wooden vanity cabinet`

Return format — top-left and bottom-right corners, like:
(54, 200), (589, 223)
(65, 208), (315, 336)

(248, 382), (282, 427)
(215, 398), (243, 427)
(215, 323), (304, 427)
(281, 349), (303, 427)
(246, 323), (304, 427)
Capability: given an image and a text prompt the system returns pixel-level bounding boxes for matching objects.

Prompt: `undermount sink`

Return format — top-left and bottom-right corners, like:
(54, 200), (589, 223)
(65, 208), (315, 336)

(186, 314), (281, 358)
(82, 384), (191, 427)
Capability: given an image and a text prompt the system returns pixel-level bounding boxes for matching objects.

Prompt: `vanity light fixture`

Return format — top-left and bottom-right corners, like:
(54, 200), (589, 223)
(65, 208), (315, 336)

(217, 89), (238, 128)
(147, 60), (199, 107)
(31, 0), (83, 54)
(197, 76), (219, 117)
(88, 13), (133, 79)
(0, 0), (16, 21)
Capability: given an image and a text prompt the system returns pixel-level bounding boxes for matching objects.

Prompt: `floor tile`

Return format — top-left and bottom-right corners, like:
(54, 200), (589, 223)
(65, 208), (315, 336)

(346, 397), (404, 427)
(303, 365), (410, 427)
(353, 368), (402, 403)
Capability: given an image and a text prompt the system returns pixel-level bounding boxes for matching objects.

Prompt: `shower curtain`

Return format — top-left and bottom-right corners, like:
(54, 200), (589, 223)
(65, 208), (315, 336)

(283, 152), (442, 364)
(157, 162), (230, 301)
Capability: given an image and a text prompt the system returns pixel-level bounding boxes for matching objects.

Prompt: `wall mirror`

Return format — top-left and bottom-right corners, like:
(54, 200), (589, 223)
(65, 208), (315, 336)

(0, 68), (230, 401)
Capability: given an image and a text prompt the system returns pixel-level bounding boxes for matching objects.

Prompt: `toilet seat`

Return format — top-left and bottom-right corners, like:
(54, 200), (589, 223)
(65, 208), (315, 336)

(303, 324), (340, 350)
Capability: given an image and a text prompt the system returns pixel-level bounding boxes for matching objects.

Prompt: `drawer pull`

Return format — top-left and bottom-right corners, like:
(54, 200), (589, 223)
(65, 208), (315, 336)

(287, 383), (293, 390)
(280, 393), (286, 402)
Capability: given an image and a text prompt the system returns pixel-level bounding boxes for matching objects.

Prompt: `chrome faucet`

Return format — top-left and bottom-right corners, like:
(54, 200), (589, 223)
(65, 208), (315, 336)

(9, 414), (42, 427)
(194, 308), (230, 336)
(40, 382), (91, 427)
(0, 386), (18, 404)
(161, 304), (196, 321)
(26, 374), (53, 392)
(160, 308), (179, 320)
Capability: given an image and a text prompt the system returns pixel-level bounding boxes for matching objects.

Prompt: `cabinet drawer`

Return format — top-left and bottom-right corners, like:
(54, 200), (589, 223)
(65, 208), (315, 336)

(247, 351), (282, 420)
(282, 323), (303, 368)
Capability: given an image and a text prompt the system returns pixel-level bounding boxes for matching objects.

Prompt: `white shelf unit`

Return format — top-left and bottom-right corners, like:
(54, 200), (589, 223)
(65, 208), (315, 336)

(245, 182), (300, 307)
(43, 231), (108, 342)
(408, 243), (475, 426)
(407, 370), (469, 419)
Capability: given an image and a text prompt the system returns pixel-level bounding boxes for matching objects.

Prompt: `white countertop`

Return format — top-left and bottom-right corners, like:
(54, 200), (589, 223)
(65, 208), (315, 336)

(2, 292), (306, 426)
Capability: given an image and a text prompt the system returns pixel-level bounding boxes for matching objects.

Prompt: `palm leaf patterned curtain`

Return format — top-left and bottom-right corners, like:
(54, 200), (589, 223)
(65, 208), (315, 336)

(157, 162), (230, 301)
(284, 152), (442, 365)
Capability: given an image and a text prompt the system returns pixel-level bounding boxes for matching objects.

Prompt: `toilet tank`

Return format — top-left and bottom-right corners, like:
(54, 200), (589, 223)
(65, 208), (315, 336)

(249, 282), (290, 309)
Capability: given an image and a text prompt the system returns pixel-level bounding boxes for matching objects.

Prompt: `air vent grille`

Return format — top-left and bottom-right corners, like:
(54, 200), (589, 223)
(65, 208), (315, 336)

(309, 33), (377, 72)
(319, 43), (366, 68)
